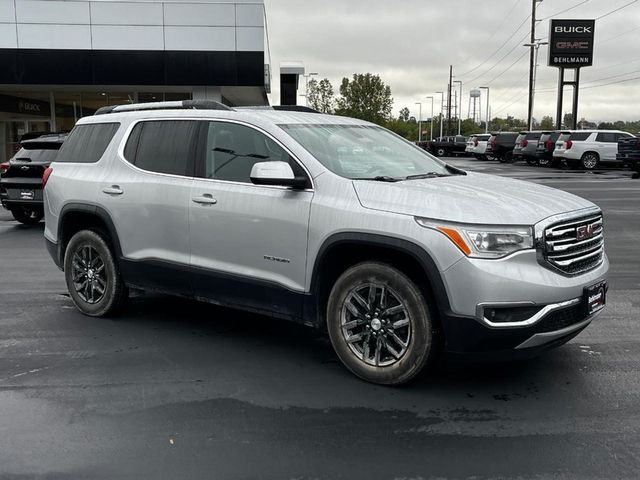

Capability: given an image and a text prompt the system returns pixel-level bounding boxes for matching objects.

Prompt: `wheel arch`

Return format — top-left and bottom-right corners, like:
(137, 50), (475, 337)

(307, 233), (451, 330)
(56, 203), (123, 269)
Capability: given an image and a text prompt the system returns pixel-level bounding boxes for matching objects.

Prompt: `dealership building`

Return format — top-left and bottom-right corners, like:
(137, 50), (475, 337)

(0, 0), (270, 162)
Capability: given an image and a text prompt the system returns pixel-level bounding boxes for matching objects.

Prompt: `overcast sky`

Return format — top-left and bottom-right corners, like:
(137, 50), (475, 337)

(265, 0), (640, 123)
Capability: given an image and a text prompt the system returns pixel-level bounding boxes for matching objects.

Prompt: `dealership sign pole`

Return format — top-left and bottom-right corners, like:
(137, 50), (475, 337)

(549, 19), (595, 130)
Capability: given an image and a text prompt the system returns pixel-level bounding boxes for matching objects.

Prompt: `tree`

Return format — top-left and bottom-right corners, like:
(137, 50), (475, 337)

(398, 107), (410, 122)
(540, 115), (554, 130)
(563, 113), (574, 129)
(335, 73), (393, 125)
(307, 78), (334, 113)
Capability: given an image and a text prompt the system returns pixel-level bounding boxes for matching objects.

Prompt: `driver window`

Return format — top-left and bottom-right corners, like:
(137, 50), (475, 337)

(199, 122), (309, 186)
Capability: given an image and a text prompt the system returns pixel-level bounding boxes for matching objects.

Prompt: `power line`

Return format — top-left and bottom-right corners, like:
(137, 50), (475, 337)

(599, 25), (640, 44)
(465, 30), (530, 85)
(538, 0), (592, 21)
(458, 13), (531, 78)
(484, 50), (529, 87)
(596, 0), (639, 20)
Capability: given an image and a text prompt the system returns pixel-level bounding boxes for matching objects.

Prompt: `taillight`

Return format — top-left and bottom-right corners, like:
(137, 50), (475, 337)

(566, 139), (573, 150)
(474, 139), (479, 147)
(491, 140), (497, 149)
(522, 139), (528, 147)
(42, 166), (53, 188)
(546, 140), (554, 151)
(0, 162), (8, 175)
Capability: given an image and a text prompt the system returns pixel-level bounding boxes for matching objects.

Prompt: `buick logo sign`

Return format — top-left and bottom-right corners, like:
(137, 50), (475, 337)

(576, 224), (596, 240)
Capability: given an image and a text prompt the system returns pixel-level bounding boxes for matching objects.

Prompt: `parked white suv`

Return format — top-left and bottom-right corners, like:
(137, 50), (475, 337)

(553, 130), (635, 169)
(465, 134), (492, 160)
(43, 101), (609, 385)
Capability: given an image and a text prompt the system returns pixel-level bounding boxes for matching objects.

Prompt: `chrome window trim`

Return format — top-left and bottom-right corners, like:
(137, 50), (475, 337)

(116, 117), (315, 191)
(476, 298), (581, 329)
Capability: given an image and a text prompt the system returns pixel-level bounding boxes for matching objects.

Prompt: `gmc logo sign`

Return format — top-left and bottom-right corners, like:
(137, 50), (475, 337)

(556, 41), (590, 49)
(576, 224), (597, 240)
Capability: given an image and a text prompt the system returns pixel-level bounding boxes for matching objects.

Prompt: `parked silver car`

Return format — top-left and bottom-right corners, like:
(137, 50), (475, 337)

(43, 101), (609, 385)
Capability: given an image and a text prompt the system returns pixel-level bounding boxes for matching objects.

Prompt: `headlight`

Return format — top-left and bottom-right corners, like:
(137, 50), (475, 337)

(415, 218), (534, 259)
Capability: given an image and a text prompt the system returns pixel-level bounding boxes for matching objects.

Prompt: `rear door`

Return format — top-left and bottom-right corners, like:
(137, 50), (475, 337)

(188, 120), (313, 318)
(100, 119), (198, 294)
(595, 132), (617, 161)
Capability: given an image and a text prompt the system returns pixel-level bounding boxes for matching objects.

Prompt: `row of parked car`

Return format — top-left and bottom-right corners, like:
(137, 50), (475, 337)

(465, 130), (640, 171)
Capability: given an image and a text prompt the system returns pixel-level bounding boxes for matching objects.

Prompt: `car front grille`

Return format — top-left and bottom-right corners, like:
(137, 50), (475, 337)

(543, 214), (604, 275)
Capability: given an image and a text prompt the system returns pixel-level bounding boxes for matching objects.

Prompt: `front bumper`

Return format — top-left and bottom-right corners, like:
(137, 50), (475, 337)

(439, 248), (608, 357)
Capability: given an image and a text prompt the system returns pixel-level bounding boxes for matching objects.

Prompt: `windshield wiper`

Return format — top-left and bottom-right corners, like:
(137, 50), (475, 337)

(356, 176), (400, 182)
(404, 172), (450, 180)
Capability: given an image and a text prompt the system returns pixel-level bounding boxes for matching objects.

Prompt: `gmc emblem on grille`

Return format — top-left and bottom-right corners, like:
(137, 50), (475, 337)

(576, 224), (596, 240)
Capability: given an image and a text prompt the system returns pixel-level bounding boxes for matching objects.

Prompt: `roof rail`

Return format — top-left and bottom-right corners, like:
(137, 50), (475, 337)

(94, 100), (234, 116)
(272, 105), (321, 114)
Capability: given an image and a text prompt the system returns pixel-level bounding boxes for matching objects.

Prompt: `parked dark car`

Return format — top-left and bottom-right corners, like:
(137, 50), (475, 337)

(0, 133), (66, 224)
(616, 135), (640, 172)
(428, 135), (468, 157)
(513, 131), (543, 165)
(486, 132), (519, 163)
(535, 131), (563, 167)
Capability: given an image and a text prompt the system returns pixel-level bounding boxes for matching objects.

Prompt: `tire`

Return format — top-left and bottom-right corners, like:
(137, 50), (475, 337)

(11, 207), (43, 225)
(326, 262), (437, 385)
(504, 151), (514, 163)
(538, 157), (550, 167)
(64, 229), (127, 317)
(436, 147), (446, 157)
(525, 157), (537, 166)
(581, 152), (600, 170)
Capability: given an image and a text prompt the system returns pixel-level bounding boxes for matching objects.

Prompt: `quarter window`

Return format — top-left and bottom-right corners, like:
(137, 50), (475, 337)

(56, 123), (119, 163)
(124, 120), (199, 176)
(198, 121), (309, 187)
(596, 132), (616, 143)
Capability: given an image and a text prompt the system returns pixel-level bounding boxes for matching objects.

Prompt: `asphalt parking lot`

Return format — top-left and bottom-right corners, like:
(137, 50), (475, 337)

(1, 158), (639, 479)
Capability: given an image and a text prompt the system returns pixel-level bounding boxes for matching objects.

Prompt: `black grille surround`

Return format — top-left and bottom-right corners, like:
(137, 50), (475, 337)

(540, 213), (604, 276)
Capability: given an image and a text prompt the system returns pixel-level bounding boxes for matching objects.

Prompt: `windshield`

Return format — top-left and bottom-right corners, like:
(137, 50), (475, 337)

(280, 124), (451, 179)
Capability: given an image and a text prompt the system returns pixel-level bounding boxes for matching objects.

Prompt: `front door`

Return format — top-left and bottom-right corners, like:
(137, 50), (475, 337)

(189, 120), (313, 319)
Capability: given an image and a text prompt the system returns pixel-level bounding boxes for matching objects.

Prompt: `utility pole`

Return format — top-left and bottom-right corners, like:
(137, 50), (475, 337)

(447, 65), (453, 136)
(527, 0), (542, 130)
(415, 102), (423, 143)
(480, 86), (490, 133)
(453, 80), (462, 135)
(524, 40), (548, 130)
(436, 91), (444, 139)
(426, 96), (434, 141)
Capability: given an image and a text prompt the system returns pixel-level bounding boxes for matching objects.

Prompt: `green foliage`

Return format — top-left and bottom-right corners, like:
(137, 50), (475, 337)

(398, 107), (410, 122)
(386, 118), (419, 141)
(335, 73), (393, 125)
(307, 78), (335, 114)
(540, 115), (554, 130)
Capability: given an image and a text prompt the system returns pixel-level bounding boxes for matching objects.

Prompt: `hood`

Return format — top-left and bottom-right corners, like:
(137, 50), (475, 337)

(353, 171), (595, 225)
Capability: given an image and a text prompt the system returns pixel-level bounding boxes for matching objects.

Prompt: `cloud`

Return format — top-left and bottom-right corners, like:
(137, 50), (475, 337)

(265, 0), (640, 123)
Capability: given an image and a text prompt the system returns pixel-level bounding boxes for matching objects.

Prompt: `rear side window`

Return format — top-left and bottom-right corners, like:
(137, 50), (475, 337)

(56, 123), (119, 163)
(569, 132), (591, 141)
(596, 132), (616, 143)
(124, 120), (200, 176)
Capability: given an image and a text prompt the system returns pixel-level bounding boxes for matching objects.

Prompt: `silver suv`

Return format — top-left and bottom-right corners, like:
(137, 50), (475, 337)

(43, 101), (609, 385)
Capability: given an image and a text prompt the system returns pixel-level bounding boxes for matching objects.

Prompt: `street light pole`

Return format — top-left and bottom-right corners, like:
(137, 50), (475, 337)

(426, 96), (434, 141)
(436, 91), (444, 139)
(414, 102), (423, 143)
(453, 80), (462, 135)
(479, 86), (490, 133)
(303, 72), (318, 107)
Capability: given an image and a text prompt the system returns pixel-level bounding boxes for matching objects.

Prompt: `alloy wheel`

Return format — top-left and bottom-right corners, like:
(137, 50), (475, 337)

(71, 245), (107, 304)
(340, 283), (411, 367)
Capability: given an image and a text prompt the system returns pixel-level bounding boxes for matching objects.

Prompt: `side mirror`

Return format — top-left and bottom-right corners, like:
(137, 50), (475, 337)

(250, 161), (307, 189)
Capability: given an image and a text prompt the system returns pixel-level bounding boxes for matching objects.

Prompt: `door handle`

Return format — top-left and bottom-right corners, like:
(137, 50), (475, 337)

(192, 194), (217, 205)
(102, 185), (123, 195)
